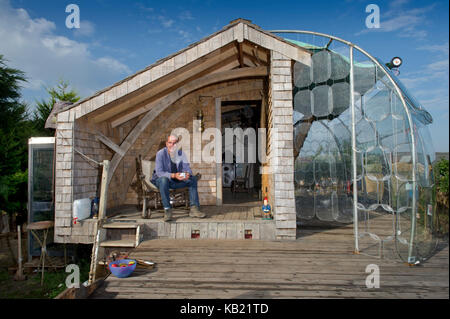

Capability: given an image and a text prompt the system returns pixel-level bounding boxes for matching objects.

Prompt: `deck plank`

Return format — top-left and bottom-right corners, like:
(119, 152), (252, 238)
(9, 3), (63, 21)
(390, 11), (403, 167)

(89, 225), (449, 299)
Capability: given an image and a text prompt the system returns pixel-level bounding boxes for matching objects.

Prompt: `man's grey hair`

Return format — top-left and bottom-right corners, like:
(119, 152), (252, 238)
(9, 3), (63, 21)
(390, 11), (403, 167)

(167, 134), (179, 142)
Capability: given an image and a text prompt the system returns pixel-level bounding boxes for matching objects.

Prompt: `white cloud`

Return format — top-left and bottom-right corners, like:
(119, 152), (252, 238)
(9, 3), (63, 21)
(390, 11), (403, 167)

(0, 0), (131, 107)
(73, 20), (96, 37)
(417, 42), (449, 55)
(95, 57), (131, 74)
(179, 11), (194, 21)
(355, 2), (434, 38)
(400, 45), (449, 122)
(158, 15), (174, 28)
(177, 29), (194, 43)
(135, 2), (154, 12)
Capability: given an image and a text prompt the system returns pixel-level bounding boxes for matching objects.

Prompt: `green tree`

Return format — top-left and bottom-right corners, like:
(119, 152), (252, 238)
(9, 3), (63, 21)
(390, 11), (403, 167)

(0, 54), (32, 220)
(433, 158), (449, 235)
(435, 158), (449, 208)
(33, 79), (80, 136)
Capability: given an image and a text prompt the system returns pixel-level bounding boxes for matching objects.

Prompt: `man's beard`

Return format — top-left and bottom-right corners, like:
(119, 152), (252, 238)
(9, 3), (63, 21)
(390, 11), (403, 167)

(169, 145), (180, 161)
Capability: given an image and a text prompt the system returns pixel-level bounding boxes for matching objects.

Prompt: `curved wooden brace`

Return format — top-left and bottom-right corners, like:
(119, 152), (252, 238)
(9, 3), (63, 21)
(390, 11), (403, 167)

(107, 66), (268, 187)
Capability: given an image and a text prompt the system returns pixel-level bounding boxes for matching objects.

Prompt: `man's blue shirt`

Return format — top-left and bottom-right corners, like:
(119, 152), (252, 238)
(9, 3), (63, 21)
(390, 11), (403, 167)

(151, 147), (192, 182)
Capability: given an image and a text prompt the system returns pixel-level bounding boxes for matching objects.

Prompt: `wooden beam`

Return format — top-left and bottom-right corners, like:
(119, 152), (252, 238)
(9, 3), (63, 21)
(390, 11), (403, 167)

(243, 52), (266, 67)
(243, 56), (257, 67)
(198, 60), (240, 78)
(237, 42), (244, 68)
(91, 43), (238, 124)
(109, 54), (241, 128)
(111, 65), (266, 129)
(221, 104), (257, 113)
(106, 66), (268, 187)
(95, 132), (125, 156)
(242, 42), (269, 64)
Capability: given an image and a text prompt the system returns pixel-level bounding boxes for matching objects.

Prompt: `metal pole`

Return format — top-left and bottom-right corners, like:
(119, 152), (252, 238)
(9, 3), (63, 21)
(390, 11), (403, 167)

(408, 125), (418, 264)
(350, 45), (359, 254)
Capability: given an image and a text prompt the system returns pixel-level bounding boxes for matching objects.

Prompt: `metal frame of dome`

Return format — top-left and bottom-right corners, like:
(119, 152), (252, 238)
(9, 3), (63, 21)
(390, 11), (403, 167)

(269, 29), (437, 263)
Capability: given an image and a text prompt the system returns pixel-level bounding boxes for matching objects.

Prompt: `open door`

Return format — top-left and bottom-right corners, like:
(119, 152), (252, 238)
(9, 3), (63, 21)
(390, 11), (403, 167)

(219, 100), (262, 205)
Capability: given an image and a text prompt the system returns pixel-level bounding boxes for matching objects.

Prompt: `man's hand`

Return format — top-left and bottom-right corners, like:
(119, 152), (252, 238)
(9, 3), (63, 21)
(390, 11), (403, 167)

(172, 172), (189, 181)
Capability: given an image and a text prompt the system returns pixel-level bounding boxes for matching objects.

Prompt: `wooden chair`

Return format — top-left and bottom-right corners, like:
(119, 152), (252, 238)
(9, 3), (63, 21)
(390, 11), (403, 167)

(232, 163), (251, 194)
(136, 155), (189, 219)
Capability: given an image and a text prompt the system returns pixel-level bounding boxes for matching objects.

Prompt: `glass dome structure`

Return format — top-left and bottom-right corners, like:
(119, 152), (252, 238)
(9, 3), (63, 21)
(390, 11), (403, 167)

(271, 30), (438, 264)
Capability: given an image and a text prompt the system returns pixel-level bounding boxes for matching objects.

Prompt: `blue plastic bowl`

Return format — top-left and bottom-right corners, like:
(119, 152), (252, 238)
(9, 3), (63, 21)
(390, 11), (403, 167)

(108, 259), (137, 278)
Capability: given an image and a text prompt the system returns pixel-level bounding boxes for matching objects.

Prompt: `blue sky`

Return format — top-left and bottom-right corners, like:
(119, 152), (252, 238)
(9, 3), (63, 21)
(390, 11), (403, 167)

(0, 0), (448, 151)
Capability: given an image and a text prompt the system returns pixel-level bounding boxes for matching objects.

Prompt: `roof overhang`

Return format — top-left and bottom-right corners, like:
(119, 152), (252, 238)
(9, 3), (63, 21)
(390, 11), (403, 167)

(55, 19), (311, 126)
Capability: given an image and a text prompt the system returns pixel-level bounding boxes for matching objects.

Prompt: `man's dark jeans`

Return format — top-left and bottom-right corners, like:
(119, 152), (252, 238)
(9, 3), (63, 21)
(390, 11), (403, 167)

(153, 176), (200, 210)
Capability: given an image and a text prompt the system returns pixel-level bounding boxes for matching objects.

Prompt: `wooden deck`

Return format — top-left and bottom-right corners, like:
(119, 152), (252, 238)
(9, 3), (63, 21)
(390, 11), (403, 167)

(110, 203), (263, 222)
(89, 223), (449, 299)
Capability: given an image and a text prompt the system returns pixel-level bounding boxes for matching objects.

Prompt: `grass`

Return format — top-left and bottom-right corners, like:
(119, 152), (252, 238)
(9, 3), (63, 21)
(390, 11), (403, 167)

(0, 258), (91, 299)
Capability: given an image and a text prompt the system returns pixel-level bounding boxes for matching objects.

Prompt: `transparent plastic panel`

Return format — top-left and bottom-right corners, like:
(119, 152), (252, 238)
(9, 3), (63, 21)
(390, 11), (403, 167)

(377, 115), (397, 153)
(353, 59), (376, 96)
(355, 118), (377, 152)
(353, 50), (396, 257)
(415, 127), (429, 188)
(293, 61), (312, 88)
(331, 82), (350, 116)
(294, 116), (348, 222)
(294, 154), (315, 220)
(363, 81), (391, 123)
(312, 85), (332, 117)
(330, 51), (350, 80)
(415, 186), (437, 259)
(418, 124), (436, 163)
(393, 142), (413, 182)
(314, 128), (339, 221)
(312, 50), (331, 83)
(330, 113), (354, 223)
(294, 90), (312, 117)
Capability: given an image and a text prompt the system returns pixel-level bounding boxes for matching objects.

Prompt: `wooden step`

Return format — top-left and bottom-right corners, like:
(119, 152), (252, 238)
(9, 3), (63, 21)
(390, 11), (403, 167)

(102, 222), (139, 229)
(100, 239), (136, 248)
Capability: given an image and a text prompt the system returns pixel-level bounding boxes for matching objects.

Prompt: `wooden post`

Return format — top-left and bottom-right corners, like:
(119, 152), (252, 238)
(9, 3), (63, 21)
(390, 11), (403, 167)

(13, 225), (26, 281)
(98, 160), (110, 221)
(88, 160), (109, 285)
(215, 97), (222, 206)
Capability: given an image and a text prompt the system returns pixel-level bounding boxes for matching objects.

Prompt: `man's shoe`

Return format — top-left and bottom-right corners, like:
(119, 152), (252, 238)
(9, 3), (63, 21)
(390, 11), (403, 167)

(164, 208), (173, 222)
(189, 206), (206, 218)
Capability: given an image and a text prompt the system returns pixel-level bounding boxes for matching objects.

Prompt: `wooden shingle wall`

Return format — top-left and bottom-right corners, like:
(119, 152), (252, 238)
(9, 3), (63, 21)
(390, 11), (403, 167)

(54, 111), (74, 242)
(54, 112), (114, 243)
(269, 51), (296, 240)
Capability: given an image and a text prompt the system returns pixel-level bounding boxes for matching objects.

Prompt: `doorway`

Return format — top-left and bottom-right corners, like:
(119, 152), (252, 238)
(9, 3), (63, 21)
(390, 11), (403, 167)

(221, 100), (262, 205)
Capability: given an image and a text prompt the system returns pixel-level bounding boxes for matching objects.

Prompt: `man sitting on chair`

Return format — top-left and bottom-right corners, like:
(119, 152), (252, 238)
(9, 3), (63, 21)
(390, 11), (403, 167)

(151, 134), (206, 222)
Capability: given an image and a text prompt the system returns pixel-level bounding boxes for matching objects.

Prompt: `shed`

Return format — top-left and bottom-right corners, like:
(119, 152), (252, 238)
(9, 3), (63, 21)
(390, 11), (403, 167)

(49, 19), (437, 264)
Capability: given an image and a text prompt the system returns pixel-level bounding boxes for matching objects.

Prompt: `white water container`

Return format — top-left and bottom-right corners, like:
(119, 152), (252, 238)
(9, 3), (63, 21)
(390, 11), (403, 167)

(73, 198), (92, 222)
